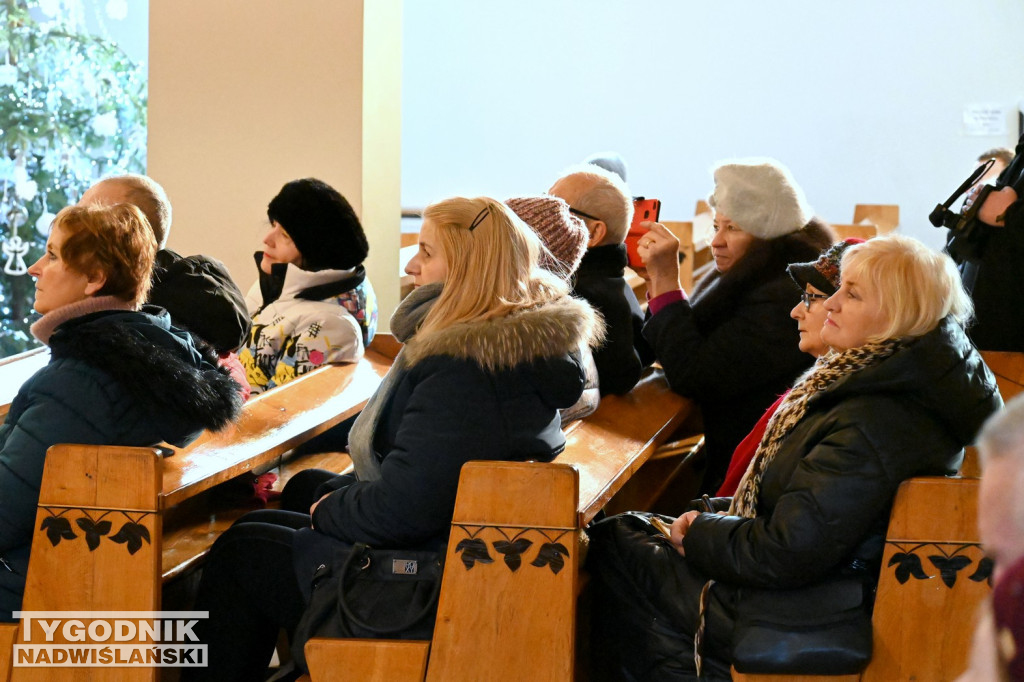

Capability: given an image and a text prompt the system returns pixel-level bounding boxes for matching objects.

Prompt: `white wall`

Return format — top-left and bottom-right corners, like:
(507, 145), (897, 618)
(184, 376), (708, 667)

(402, 0), (1024, 250)
(148, 0), (402, 324)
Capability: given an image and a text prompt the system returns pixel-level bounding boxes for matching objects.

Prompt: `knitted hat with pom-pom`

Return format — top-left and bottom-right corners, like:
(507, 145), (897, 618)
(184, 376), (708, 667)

(506, 195), (588, 280)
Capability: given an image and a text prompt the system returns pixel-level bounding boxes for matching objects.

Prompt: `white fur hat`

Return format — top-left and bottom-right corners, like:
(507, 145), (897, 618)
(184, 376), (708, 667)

(708, 158), (813, 239)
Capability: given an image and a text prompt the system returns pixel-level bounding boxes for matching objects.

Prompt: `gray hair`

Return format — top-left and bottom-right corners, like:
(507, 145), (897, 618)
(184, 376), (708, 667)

(978, 393), (1024, 466)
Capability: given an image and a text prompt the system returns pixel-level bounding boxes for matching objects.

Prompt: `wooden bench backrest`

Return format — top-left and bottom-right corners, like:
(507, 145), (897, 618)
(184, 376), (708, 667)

(17, 445), (163, 682)
(960, 351), (1024, 477)
(981, 350), (1024, 402)
(3, 349), (393, 680)
(303, 367), (693, 682)
(662, 220), (695, 291)
(559, 368), (692, 526)
(831, 223), (878, 242)
(735, 476), (983, 682)
(426, 461), (580, 682)
(0, 348), (49, 421)
(852, 204), (899, 233)
(862, 476), (984, 681)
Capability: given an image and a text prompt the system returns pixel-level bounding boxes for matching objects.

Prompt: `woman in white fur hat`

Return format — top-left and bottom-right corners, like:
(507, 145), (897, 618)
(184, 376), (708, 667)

(637, 158), (833, 495)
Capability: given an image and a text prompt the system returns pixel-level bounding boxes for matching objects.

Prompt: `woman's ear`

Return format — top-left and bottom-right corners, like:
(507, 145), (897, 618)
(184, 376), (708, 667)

(587, 220), (608, 248)
(83, 270), (107, 296)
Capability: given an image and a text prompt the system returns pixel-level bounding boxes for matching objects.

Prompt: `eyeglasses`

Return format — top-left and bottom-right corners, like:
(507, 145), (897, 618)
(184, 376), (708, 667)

(800, 291), (830, 309)
(569, 206), (602, 222)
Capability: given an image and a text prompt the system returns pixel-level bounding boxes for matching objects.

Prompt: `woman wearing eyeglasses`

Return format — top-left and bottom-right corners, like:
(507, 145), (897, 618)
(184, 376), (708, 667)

(588, 234), (1001, 681)
(637, 158), (833, 495)
(715, 238), (863, 496)
(184, 197), (603, 681)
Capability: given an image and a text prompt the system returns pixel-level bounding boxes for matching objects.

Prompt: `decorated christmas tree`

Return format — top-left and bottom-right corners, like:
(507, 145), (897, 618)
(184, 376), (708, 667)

(0, 0), (146, 356)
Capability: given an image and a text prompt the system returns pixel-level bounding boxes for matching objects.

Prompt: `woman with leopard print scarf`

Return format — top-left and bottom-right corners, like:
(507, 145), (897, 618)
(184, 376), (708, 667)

(588, 235), (1003, 682)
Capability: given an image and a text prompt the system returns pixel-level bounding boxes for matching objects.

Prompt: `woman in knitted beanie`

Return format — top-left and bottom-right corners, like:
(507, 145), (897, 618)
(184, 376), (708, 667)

(588, 234), (1002, 681)
(184, 197), (604, 681)
(639, 158), (833, 495)
(238, 177), (378, 394)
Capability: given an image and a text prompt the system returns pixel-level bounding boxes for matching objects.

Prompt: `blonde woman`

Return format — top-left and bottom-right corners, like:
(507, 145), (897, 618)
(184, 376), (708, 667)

(589, 235), (1002, 681)
(186, 197), (603, 681)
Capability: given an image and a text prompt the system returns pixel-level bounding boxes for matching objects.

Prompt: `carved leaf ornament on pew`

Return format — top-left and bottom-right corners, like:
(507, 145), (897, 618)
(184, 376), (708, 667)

(454, 525), (572, 575)
(39, 508), (152, 555)
(888, 542), (993, 588)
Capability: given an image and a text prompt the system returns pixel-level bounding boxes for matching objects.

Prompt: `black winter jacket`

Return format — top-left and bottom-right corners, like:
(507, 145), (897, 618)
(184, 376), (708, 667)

(643, 221), (833, 492)
(299, 295), (601, 560)
(588, 318), (1001, 681)
(572, 244), (655, 395)
(0, 304), (241, 618)
(949, 133), (1024, 352)
(683, 318), (1000, 584)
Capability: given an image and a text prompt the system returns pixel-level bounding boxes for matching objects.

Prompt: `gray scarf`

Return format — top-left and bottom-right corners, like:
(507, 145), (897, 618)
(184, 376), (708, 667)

(347, 282), (442, 480)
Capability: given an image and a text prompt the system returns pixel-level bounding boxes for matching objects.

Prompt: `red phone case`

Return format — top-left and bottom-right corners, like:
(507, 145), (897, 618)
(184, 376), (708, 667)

(625, 198), (661, 269)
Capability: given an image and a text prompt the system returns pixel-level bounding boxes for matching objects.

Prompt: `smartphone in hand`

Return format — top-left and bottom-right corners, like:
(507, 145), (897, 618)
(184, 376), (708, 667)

(624, 197), (661, 269)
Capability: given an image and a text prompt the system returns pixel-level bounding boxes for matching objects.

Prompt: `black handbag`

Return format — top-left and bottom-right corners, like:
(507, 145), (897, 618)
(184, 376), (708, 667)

(730, 574), (873, 675)
(291, 542), (444, 672)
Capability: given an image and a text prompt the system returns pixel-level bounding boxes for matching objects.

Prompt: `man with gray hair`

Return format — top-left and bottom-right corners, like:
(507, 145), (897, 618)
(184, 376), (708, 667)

(958, 392), (1024, 681)
(79, 174), (250, 355)
(549, 164), (654, 396)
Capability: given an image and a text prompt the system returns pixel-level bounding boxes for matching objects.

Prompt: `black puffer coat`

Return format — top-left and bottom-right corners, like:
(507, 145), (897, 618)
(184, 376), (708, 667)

(0, 303), (242, 618)
(588, 318), (1002, 681)
(642, 221), (833, 492)
(297, 294), (602, 569)
(949, 132), (1024, 352)
(572, 244), (655, 395)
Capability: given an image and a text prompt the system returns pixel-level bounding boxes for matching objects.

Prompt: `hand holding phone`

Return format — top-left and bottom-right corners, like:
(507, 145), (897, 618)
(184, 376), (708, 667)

(625, 197), (661, 269)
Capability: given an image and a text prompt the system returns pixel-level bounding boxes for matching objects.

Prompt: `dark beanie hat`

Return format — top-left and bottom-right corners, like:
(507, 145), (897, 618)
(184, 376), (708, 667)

(267, 178), (368, 271)
(787, 237), (866, 295)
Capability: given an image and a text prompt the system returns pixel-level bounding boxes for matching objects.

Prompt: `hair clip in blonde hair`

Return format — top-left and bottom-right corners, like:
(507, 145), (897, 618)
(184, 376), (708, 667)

(468, 207), (490, 232)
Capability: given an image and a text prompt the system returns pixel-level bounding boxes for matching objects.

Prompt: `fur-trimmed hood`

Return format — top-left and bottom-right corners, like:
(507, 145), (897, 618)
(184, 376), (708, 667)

(691, 218), (834, 330)
(47, 308), (242, 441)
(403, 295), (605, 373)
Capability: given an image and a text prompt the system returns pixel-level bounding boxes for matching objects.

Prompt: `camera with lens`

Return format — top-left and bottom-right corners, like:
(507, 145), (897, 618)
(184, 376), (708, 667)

(929, 182), (993, 240)
(930, 158), (999, 261)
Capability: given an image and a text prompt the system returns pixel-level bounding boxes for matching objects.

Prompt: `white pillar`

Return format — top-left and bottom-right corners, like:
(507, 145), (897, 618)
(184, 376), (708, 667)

(147, 0), (401, 328)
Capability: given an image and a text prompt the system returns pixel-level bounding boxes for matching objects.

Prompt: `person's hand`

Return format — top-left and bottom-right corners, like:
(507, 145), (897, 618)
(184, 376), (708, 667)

(962, 183), (983, 212)
(669, 510), (700, 557)
(636, 222), (682, 298)
(977, 186), (1018, 226)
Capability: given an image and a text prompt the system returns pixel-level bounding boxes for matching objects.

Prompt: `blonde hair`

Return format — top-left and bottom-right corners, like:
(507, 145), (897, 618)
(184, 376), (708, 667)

(550, 164), (634, 243)
(840, 234), (972, 342)
(979, 394), (1024, 468)
(417, 197), (568, 336)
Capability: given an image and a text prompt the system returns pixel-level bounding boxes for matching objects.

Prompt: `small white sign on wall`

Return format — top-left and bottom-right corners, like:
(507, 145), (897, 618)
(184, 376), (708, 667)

(963, 103), (1008, 136)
